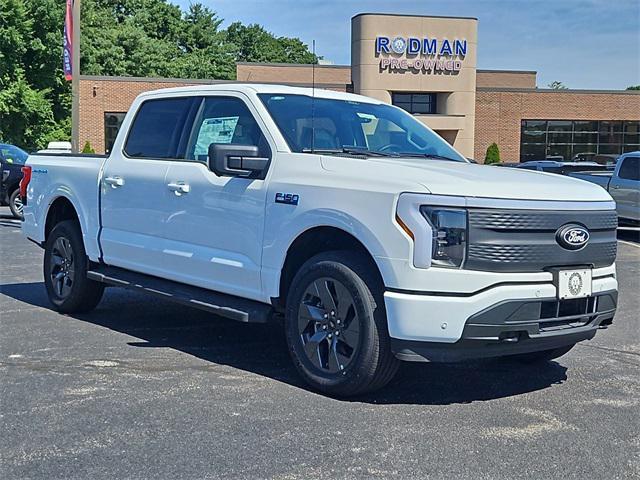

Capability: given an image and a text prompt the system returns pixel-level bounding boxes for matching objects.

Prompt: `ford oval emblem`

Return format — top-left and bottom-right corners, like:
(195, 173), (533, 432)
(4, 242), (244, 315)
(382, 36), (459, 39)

(556, 224), (590, 250)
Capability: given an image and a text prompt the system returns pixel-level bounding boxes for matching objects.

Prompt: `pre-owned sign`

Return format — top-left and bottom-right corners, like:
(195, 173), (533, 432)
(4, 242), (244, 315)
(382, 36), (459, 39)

(375, 36), (467, 73)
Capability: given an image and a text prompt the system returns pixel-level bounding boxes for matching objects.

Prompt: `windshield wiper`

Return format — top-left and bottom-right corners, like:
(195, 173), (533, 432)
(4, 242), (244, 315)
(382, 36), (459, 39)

(302, 147), (399, 157)
(396, 152), (462, 162)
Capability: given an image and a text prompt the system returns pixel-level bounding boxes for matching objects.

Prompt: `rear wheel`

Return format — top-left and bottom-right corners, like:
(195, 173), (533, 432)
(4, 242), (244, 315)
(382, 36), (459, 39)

(285, 251), (399, 397)
(44, 220), (104, 313)
(9, 189), (23, 219)
(506, 344), (575, 364)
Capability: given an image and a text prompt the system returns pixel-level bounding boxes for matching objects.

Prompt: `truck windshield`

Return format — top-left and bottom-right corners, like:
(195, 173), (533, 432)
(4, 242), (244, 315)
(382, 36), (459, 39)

(258, 94), (467, 162)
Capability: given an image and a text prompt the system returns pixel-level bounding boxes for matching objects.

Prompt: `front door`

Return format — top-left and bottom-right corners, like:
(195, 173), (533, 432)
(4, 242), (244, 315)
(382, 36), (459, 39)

(162, 94), (274, 301)
(100, 96), (199, 276)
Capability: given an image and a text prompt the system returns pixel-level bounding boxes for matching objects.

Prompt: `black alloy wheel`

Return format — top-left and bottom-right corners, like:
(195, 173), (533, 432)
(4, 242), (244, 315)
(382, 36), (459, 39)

(44, 220), (105, 313)
(49, 236), (76, 299)
(285, 251), (399, 397)
(298, 277), (360, 374)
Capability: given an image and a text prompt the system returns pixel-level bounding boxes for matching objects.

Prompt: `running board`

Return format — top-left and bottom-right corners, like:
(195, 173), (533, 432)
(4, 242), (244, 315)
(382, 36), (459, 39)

(87, 265), (271, 323)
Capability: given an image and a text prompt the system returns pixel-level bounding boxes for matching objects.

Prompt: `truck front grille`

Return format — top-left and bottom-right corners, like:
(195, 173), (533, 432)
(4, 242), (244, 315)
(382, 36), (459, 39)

(465, 209), (617, 273)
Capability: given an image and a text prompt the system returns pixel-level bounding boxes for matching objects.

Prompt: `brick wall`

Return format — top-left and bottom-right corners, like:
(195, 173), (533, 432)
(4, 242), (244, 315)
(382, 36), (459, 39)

(79, 76), (640, 159)
(79, 73), (350, 153)
(474, 89), (640, 162)
(476, 71), (536, 89)
(79, 77), (204, 153)
(236, 63), (351, 88)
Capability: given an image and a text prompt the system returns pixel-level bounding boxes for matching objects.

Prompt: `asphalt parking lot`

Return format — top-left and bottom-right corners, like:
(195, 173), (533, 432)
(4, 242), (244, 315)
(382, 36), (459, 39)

(1, 207), (638, 480)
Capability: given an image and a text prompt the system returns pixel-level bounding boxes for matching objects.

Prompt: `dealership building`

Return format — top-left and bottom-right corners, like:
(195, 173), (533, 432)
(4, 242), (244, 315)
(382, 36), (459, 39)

(77, 13), (640, 161)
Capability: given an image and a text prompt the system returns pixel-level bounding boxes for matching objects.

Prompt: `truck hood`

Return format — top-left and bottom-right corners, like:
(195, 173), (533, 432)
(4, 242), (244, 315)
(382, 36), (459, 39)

(320, 156), (613, 202)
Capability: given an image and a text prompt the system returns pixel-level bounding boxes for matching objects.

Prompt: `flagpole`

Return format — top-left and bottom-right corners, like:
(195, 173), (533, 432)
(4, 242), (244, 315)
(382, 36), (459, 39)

(71, 0), (81, 152)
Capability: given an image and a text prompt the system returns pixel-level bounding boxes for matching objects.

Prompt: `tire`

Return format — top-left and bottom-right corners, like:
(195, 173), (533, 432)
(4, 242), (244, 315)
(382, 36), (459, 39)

(44, 220), (105, 313)
(9, 189), (23, 219)
(506, 344), (575, 364)
(284, 251), (399, 397)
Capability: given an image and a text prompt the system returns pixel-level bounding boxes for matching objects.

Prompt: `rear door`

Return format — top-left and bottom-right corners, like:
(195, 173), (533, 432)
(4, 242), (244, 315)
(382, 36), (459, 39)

(610, 156), (640, 221)
(100, 96), (200, 276)
(161, 94), (274, 301)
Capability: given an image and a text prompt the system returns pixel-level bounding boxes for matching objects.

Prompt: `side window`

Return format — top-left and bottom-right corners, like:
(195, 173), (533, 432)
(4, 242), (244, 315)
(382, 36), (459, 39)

(124, 97), (194, 159)
(187, 97), (270, 162)
(618, 156), (640, 181)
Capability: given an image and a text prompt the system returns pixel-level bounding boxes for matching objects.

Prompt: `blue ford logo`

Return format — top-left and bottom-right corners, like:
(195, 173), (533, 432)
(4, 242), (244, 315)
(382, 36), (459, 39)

(556, 224), (590, 250)
(390, 37), (407, 54)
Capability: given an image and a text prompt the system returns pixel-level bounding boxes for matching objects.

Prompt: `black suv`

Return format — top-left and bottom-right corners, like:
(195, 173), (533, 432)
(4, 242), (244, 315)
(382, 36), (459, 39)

(0, 143), (28, 218)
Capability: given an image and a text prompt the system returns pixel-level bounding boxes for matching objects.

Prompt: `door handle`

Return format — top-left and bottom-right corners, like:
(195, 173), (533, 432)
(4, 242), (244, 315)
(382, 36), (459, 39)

(167, 182), (190, 195)
(612, 185), (620, 189)
(104, 176), (124, 188)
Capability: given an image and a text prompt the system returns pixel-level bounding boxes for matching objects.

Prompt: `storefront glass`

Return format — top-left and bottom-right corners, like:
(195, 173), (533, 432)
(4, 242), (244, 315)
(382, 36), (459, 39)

(520, 120), (640, 161)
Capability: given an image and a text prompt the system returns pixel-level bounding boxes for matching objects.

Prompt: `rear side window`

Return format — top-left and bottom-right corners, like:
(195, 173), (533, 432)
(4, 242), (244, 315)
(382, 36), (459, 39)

(618, 156), (640, 181)
(124, 98), (195, 159)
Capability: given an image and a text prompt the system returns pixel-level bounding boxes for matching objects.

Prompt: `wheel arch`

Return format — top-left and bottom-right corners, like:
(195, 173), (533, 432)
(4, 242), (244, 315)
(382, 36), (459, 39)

(274, 225), (385, 311)
(44, 196), (82, 241)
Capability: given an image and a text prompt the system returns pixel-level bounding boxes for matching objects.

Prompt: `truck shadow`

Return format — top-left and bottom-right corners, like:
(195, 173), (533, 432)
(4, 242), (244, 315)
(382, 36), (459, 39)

(0, 281), (568, 405)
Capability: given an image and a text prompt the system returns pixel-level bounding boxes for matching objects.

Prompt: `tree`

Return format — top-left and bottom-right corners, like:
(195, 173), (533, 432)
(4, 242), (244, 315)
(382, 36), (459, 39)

(626, 85), (640, 90)
(226, 22), (317, 64)
(0, 0), (70, 150)
(484, 143), (501, 164)
(0, 0), (319, 149)
(548, 81), (568, 90)
(82, 141), (95, 153)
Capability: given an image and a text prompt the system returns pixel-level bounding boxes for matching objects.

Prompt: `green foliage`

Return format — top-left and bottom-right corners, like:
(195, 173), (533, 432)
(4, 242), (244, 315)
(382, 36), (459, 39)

(82, 140), (95, 153)
(548, 81), (568, 90)
(484, 143), (501, 164)
(626, 85), (640, 90)
(226, 22), (317, 64)
(0, 0), (70, 150)
(0, 0), (317, 149)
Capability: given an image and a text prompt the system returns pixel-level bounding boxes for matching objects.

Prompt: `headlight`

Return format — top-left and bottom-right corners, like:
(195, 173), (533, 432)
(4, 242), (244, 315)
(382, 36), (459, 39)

(420, 207), (467, 268)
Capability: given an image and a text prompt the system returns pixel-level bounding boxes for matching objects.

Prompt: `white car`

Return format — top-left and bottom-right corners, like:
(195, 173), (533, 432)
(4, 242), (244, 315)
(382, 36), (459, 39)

(21, 84), (618, 396)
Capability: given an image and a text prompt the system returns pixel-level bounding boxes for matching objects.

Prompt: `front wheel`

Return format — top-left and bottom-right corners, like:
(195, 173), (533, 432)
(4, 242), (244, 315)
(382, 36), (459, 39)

(506, 344), (575, 364)
(285, 251), (399, 397)
(44, 220), (105, 313)
(9, 189), (23, 219)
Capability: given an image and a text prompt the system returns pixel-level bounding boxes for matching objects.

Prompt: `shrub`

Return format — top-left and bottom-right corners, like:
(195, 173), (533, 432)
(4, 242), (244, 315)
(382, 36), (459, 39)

(484, 143), (501, 164)
(82, 141), (95, 154)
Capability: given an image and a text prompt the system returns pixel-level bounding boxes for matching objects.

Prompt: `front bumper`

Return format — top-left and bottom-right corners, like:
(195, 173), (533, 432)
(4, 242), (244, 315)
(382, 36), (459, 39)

(384, 272), (617, 362)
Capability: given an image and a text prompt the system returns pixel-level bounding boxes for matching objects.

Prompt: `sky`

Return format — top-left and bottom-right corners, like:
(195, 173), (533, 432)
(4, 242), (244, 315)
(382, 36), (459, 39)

(174, 0), (640, 90)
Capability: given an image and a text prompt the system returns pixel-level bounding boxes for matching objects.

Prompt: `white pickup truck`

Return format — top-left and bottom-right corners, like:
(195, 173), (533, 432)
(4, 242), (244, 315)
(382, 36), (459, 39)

(21, 84), (619, 396)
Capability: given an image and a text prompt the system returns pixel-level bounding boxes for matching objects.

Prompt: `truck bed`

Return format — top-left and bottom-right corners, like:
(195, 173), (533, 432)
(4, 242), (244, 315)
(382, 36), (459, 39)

(22, 153), (108, 261)
(568, 171), (613, 189)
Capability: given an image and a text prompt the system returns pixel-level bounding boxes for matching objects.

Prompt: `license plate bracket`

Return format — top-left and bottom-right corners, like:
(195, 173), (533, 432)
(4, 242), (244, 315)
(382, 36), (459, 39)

(555, 268), (593, 300)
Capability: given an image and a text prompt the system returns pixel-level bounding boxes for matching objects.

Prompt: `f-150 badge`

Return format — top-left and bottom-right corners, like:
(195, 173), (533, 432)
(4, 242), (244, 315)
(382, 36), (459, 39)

(275, 193), (299, 205)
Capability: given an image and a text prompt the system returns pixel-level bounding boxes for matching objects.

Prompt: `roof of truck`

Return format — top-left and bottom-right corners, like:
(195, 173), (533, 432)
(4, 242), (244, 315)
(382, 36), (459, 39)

(138, 83), (383, 105)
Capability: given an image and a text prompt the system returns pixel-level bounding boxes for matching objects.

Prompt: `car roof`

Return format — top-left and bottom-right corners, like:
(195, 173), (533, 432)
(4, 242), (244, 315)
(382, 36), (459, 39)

(138, 83), (384, 105)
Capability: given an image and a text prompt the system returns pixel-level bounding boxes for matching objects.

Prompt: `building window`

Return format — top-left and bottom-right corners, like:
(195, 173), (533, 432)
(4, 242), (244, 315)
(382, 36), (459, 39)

(520, 120), (640, 162)
(391, 93), (437, 114)
(104, 112), (126, 154)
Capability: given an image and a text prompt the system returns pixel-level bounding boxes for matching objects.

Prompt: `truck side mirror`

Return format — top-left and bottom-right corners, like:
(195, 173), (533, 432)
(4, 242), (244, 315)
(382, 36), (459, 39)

(208, 144), (269, 179)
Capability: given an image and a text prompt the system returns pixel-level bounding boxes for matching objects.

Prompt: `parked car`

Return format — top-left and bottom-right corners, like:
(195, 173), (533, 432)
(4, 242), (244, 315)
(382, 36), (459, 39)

(569, 151), (640, 224)
(515, 160), (610, 175)
(21, 85), (618, 396)
(0, 143), (28, 218)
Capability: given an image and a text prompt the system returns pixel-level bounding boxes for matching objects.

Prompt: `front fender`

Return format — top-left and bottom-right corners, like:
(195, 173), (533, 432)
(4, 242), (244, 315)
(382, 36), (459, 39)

(261, 207), (405, 299)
